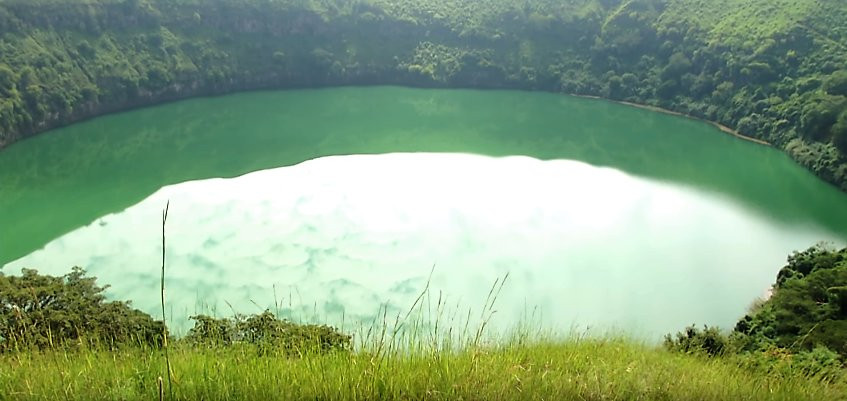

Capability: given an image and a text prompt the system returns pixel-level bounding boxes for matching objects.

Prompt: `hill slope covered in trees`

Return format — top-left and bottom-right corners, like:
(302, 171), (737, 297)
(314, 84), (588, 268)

(1, 0), (846, 189)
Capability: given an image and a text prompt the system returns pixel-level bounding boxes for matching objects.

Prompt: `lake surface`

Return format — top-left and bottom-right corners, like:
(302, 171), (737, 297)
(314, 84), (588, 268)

(2, 87), (847, 337)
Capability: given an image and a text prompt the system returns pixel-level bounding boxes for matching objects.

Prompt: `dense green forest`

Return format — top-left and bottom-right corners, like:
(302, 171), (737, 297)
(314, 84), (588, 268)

(0, 0), (846, 190)
(664, 245), (847, 378)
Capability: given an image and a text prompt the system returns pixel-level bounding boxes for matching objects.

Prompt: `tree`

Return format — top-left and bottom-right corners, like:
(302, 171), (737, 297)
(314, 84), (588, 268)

(0, 64), (15, 95)
(656, 79), (679, 99)
(824, 70), (847, 97)
(833, 109), (847, 153)
(664, 325), (728, 356)
(0, 268), (163, 351)
(185, 310), (352, 356)
(800, 95), (845, 141)
(186, 314), (236, 346)
(76, 40), (96, 59)
(606, 74), (623, 98)
(743, 62), (777, 84)
(660, 52), (692, 81)
(737, 246), (847, 357)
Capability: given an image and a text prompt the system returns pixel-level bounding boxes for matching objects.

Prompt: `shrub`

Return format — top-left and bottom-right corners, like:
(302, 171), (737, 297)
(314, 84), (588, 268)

(185, 310), (351, 356)
(792, 346), (844, 381)
(663, 325), (728, 356)
(0, 267), (164, 351)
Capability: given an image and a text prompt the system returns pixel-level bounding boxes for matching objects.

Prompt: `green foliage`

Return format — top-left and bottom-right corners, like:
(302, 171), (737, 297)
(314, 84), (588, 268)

(3, 337), (846, 400)
(733, 345), (845, 383)
(824, 70), (847, 97)
(833, 109), (847, 152)
(0, 0), (846, 190)
(185, 311), (351, 355)
(739, 245), (847, 358)
(1, 246), (845, 398)
(0, 267), (164, 351)
(800, 94), (846, 141)
(185, 314), (236, 347)
(666, 245), (847, 379)
(0, 64), (15, 94)
(793, 346), (845, 381)
(660, 52), (692, 81)
(774, 244), (845, 285)
(663, 325), (729, 356)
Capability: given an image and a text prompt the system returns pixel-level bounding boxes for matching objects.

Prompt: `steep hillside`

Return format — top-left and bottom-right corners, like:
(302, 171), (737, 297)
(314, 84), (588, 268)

(0, 0), (846, 189)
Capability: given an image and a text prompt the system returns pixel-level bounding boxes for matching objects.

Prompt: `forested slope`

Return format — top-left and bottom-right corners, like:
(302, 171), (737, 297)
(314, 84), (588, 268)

(1, 0), (846, 190)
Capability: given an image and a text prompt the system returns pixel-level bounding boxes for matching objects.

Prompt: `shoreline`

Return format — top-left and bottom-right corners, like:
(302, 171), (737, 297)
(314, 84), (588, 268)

(0, 87), (777, 151)
(575, 94), (772, 147)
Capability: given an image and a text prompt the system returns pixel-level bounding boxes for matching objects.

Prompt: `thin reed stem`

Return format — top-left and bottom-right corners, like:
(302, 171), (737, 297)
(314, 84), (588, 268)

(160, 201), (173, 399)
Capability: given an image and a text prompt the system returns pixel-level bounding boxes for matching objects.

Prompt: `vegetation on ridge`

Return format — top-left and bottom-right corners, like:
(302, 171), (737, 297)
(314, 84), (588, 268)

(0, 266), (163, 351)
(0, 0), (846, 190)
(664, 244), (847, 381)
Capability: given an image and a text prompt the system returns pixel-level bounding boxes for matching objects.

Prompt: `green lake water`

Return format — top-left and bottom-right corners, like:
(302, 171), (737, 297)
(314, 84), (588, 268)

(2, 86), (847, 336)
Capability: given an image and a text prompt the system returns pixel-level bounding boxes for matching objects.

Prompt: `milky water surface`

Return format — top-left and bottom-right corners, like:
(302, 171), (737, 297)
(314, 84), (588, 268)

(4, 87), (847, 339)
(7, 153), (843, 338)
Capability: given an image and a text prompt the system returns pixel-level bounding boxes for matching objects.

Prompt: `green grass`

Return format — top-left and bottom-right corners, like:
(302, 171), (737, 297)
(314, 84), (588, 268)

(2, 270), (845, 400)
(2, 337), (844, 401)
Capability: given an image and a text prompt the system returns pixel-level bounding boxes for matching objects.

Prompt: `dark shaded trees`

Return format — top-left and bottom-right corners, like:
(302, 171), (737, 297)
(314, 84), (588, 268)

(735, 245), (847, 357)
(799, 95), (845, 141)
(833, 110), (847, 153)
(1, 0), (847, 190)
(666, 245), (847, 380)
(185, 311), (351, 355)
(824, 70), (847, 97)
(0, 267), (163, 351)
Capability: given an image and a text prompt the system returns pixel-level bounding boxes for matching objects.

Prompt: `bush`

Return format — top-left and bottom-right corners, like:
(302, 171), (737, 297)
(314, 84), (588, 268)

(792, 346), (844, 381)
(185, 310), (351, 356)
(824, 70), (847, 97)
(663, 325), (729, 356)
(0, 267), (164, 351)
(668, 246), (847, 381)
(734, 345), (844, 382)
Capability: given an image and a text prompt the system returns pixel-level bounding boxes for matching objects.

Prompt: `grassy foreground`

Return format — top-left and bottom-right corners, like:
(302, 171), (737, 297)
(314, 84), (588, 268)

(2, 338), (844, 401)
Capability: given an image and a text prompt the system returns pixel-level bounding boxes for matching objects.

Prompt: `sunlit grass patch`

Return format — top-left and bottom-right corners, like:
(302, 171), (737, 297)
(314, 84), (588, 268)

(3, 336), (844, 401)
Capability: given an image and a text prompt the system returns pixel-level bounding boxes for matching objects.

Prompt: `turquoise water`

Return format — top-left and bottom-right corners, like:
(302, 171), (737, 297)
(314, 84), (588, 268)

(2, 87), (847, 336)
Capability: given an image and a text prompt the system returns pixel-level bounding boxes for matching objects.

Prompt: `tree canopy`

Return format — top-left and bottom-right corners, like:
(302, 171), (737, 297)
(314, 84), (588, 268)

(735, 245), (847, 357)
(665, 245), (847, 380)
(0, 0), (845, 190)
(0, 267), (163, 351)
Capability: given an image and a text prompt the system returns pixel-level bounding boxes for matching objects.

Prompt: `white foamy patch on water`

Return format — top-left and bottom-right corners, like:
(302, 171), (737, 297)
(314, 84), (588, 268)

(6, 153), (843, 337)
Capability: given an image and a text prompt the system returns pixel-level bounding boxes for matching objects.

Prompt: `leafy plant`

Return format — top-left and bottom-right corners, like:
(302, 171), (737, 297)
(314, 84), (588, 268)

(663, 325), (729, 356)
(666, 245), (847, 379)
(185, 311), (352, 356)
(0, 267), (164, 351)
(1, 0), (847, 190)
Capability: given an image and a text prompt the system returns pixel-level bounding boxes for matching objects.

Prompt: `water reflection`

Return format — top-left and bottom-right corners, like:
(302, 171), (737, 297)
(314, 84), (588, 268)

(3, 87), (847, 265)
(6, 154), (844, 338)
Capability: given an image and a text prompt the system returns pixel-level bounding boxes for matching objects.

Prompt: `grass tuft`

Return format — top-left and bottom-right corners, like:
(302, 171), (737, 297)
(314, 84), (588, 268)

(2, 336), (845, 401)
